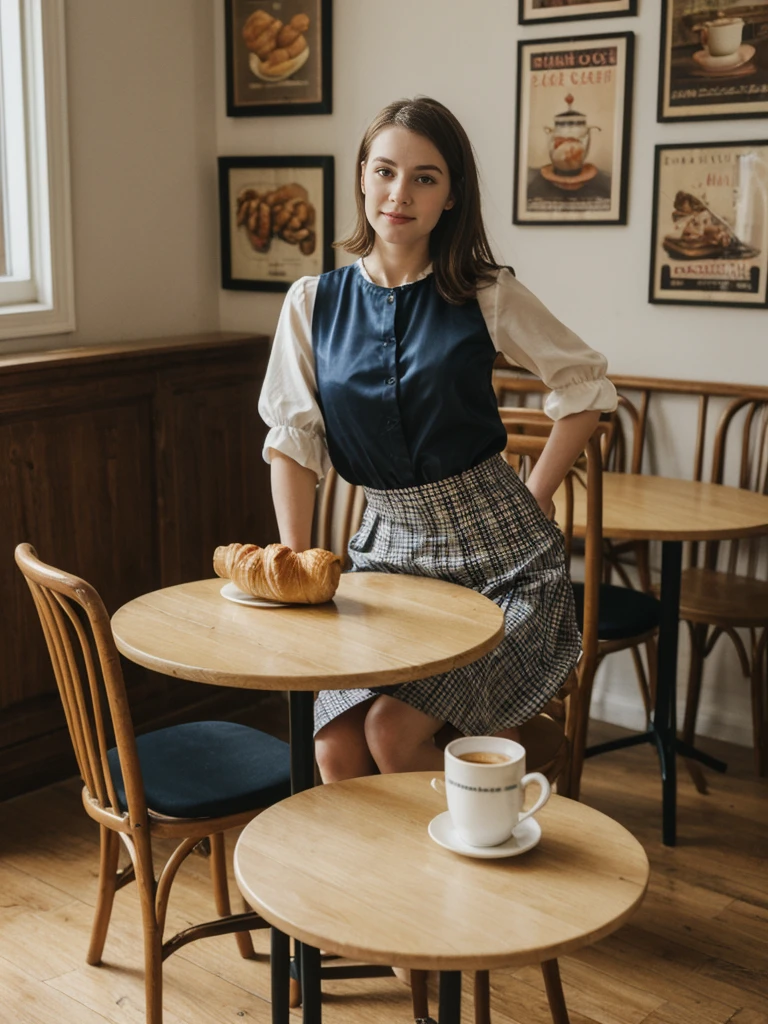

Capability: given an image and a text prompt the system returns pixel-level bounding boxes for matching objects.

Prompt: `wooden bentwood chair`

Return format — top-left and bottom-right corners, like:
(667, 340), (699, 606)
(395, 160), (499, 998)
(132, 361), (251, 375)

(14, 544), (292, 1024)
(494, 374), (662, 741)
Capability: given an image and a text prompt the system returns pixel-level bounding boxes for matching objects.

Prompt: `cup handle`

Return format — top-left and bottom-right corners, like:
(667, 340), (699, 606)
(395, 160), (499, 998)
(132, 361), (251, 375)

(517, 772), (551, 826)
(431, 777), (446, 795)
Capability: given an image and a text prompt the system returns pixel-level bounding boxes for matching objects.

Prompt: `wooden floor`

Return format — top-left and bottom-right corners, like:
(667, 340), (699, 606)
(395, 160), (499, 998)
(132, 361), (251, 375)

(1, 709), (766, 1024)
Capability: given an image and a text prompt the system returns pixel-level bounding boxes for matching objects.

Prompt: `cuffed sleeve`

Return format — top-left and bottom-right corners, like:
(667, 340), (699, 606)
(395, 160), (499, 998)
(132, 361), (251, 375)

(258, 276), (332, 481)
(478, 268), (618, 420)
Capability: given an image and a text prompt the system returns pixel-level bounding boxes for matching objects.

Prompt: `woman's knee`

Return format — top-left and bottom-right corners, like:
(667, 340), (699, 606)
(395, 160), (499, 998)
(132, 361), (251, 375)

(315, 702), (375, 782)
(364, 697), (440, 773)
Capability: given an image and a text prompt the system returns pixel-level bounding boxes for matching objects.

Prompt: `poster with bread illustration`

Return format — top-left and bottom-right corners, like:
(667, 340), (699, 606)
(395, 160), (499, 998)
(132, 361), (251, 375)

(219, 156), (334, 292)
(659, 0), (768, 122)
(649, 141), (768, 308)
(225, 0), (331, 116)
(514, 32), (634, 225)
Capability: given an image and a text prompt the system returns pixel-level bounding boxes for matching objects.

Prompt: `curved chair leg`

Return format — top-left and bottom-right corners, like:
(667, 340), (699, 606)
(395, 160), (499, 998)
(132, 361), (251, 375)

(134, 834), (164, 1024)
(209, 832), (255, 959)
(474, 970), (491, 1024)
(751, 629), (767, 777)
(411, 969), (431, 1020)
(682, 623), (709, 794)
(87, 826), (121, 965)
(541, 959), (570, 1024)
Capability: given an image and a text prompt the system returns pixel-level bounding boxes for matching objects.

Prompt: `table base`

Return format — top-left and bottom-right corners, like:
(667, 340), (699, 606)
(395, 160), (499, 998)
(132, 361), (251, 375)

(585, 539), (729, 846)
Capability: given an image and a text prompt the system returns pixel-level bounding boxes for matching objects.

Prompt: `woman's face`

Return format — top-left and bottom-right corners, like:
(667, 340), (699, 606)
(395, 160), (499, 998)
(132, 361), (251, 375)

(361, 126), (454, 251)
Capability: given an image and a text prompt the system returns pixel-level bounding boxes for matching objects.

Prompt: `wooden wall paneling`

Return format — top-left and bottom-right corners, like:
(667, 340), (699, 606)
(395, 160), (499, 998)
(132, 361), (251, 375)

(0, 333), (275, 800)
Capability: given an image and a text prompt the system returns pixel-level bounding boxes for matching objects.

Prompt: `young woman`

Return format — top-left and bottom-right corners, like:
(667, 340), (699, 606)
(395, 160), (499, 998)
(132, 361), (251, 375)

(259, 96), (617, 783)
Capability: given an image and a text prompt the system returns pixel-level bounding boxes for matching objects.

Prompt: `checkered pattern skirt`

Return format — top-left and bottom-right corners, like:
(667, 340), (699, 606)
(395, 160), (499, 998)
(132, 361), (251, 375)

(313, 454), (580, 736)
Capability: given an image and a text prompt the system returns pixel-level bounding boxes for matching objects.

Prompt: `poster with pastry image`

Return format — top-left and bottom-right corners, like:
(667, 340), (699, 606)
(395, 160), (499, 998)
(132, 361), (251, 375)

(218, 155), (334, 292)
(514, 32), (634, 225)
(649, 140), (768, 308)
(225, 0), (331, 116)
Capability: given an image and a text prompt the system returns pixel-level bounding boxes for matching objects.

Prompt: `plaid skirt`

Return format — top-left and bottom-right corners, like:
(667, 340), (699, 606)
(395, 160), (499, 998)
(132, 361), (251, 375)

(313, 454), (581, 736)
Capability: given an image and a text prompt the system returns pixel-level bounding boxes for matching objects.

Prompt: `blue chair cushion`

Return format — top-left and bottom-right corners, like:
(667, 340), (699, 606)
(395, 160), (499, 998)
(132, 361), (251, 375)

(572, 582), (661, 642)
(108, 721), (291, 819)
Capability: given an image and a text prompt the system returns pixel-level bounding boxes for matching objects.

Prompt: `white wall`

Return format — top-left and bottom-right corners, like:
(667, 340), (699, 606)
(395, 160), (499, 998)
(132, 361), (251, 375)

(215, 0), (767, 747)
(4, 0), (220, 355)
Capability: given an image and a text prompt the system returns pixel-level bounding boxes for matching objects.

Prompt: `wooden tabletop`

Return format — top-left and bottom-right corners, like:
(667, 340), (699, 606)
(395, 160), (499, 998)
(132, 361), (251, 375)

(234, 772), (649, 971)
(111, 574), (504, 691)
(561, 473), (768, 542)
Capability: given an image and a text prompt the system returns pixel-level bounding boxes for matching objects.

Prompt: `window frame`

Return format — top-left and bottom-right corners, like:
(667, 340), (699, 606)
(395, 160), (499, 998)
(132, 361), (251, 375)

(0, 0), (74, 341)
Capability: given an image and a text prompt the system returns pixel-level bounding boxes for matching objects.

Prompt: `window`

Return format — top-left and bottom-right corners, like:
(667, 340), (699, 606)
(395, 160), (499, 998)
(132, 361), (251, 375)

(0, 0), (74, 340)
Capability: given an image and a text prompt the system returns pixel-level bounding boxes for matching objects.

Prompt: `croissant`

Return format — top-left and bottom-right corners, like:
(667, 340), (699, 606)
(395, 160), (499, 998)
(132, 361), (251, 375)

(213, 542), (341, 605)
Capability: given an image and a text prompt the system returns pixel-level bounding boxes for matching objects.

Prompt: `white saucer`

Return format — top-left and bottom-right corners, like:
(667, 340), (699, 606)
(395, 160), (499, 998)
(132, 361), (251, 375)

(219, 582), (289, 608)
(692, 44), (754, 72)
(427, 811), (541, 859)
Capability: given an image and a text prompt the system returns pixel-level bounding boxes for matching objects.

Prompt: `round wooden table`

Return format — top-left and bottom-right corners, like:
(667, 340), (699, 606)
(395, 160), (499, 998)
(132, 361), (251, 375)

(111, 572), (504, 792)
(234, 772), (650, 1024)
(564, 473), (768, 846)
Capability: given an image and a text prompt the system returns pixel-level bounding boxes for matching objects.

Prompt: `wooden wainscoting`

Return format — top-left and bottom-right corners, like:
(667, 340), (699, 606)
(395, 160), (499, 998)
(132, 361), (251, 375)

(1, 333), (279, 799)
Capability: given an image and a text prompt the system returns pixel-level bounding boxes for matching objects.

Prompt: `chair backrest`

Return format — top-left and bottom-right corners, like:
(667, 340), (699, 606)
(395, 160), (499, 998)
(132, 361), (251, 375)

(700, 397), (768, 578)
(498, 408), (605, 783)
(315, 469), (366, 569)
(14, 543), (147, 827)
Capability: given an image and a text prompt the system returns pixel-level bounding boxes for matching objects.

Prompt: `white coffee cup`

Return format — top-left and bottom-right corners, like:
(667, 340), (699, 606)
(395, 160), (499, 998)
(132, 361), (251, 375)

(431, 736), (551, 848)
(703, 17), (743, 57)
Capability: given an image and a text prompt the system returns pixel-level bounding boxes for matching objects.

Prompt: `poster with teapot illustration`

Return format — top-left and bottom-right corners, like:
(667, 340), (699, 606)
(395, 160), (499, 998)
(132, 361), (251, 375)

(649, 141), (768, 308)
(514, 32), (634, 225)
(659, 0), (768, 122)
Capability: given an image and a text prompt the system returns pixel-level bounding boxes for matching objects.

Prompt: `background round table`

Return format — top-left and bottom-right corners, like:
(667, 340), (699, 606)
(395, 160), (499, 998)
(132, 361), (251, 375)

(564, 473), (768, 845)
(234, 772), (650, 1023)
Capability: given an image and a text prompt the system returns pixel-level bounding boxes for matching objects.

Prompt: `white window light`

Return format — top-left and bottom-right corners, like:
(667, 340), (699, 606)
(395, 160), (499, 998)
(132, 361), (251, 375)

(0, 0), (74, 340)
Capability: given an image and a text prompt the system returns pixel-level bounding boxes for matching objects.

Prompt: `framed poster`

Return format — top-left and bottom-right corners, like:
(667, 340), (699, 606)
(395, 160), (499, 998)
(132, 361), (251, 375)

(218, 156), (334, 292)
(225, 0), (332, 117)
(519, 0), (637, 25)
(658, 0), (768, 122)
(514, 32), (634, 225)
(649, 141), (768, 308)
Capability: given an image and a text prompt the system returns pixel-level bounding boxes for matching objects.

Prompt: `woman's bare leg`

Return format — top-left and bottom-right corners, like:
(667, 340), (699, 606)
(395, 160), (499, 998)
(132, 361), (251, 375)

(364, 696), (444, 774)
(315, 699), (377, 782)
(494, 726), (521, 742)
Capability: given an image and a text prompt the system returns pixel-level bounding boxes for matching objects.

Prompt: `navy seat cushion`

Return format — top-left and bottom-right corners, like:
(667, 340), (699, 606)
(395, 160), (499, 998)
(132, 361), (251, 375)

(572, 582), (661, 642)
(108, 721), (291, 819)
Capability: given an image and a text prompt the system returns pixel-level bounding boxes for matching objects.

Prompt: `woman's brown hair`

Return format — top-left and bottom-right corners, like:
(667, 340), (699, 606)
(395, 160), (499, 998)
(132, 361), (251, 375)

(335, 97), (501, 305)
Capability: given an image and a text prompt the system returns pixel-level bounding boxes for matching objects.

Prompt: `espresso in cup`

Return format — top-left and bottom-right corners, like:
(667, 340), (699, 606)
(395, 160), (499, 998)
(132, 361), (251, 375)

(432, 736), (551, 847)
(457, 751), (511, 765)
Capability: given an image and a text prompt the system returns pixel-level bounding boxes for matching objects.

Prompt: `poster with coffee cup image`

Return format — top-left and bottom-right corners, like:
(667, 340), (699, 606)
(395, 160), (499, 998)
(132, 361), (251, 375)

(649, 141), (768, 308)
(659, 0), (768, 121)
(513, 32), (634, 225)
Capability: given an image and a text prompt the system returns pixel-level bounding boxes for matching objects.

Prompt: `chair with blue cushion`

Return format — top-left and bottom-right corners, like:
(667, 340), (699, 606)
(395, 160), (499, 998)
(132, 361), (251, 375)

(14, 543), (292, 1024)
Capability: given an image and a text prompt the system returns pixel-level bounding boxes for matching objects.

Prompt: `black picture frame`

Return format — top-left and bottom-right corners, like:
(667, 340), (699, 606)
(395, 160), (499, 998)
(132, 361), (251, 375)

(513, 31), (635, 226)
(658, 0), (768, 123)
(519, 0), (637, 25)
(649, 140), (768, 309)
(218, 156), (334, 292)
(225, 0), (332, 117)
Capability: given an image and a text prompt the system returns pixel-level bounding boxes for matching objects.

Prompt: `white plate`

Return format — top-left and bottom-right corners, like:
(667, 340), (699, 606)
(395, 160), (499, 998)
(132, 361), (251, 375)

(249, 47), (310, 83)
(220, 582), (289, 608)
(427, 811), (541, 859)
(692, 44), (754, 72)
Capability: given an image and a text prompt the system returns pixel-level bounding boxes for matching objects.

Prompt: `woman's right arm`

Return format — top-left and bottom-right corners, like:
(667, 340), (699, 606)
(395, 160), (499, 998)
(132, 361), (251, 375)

(269, 450), (317, 552)
(259, 277), (330, 551)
